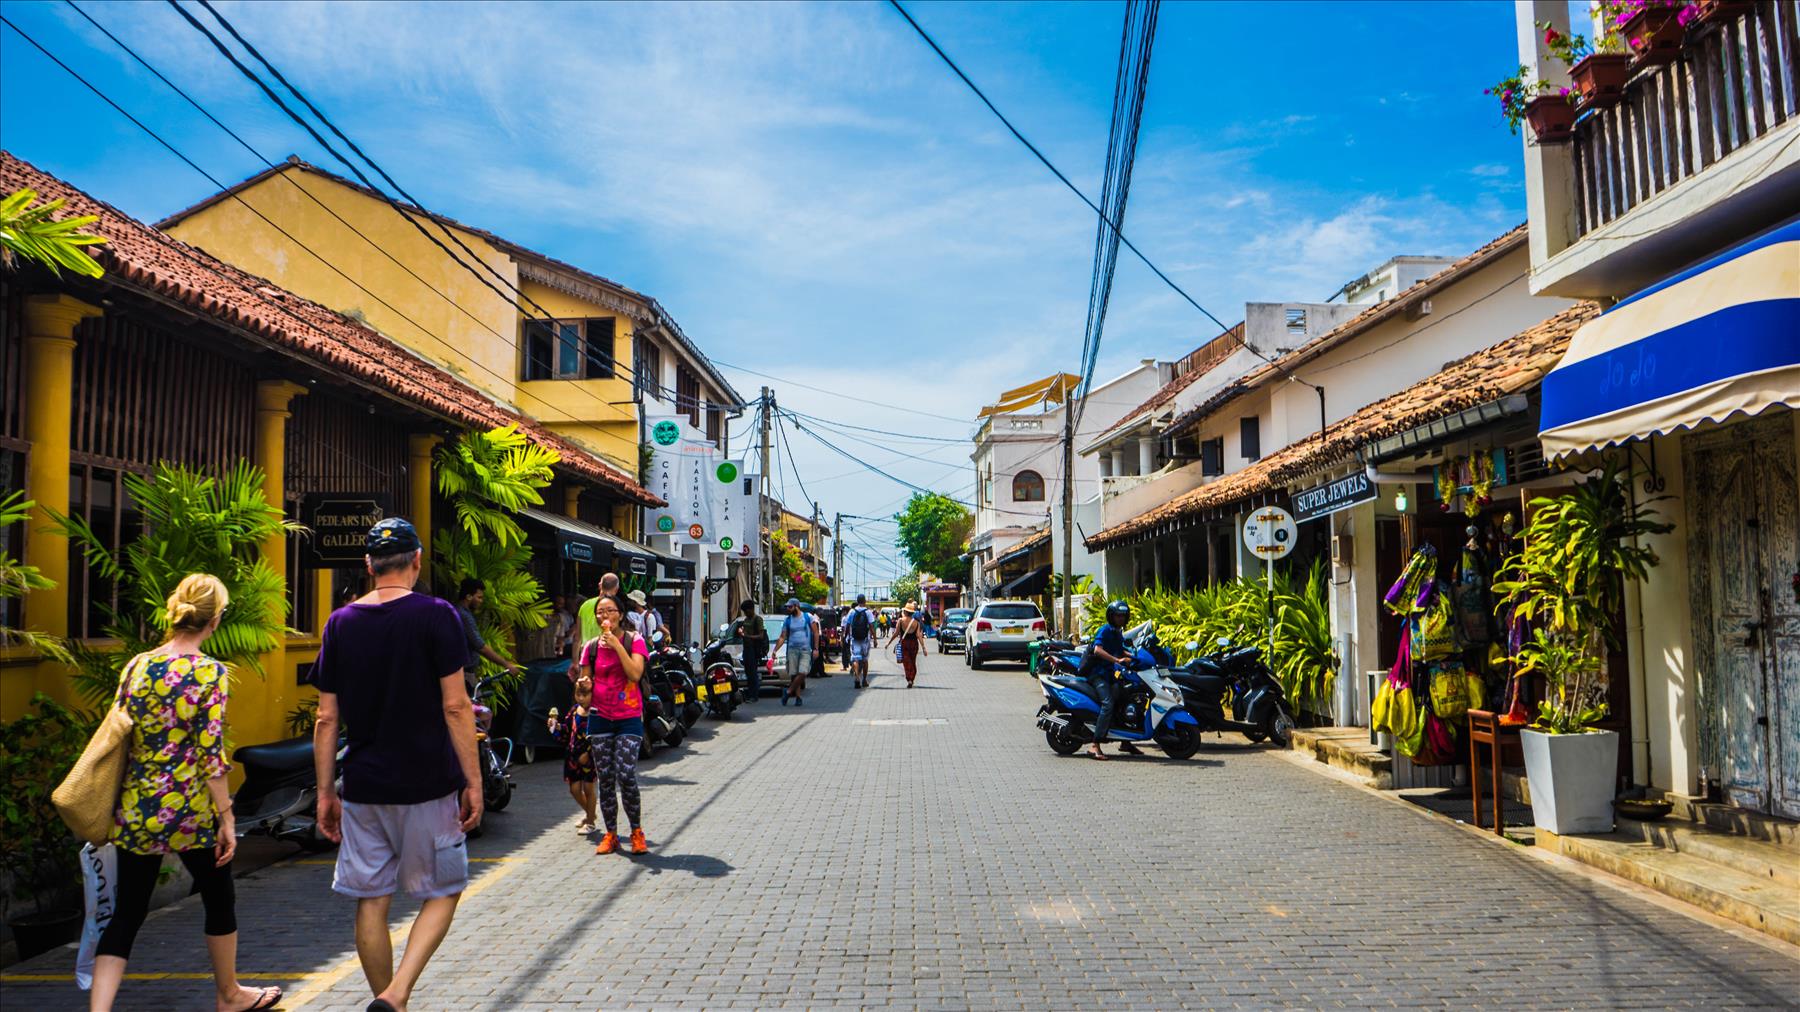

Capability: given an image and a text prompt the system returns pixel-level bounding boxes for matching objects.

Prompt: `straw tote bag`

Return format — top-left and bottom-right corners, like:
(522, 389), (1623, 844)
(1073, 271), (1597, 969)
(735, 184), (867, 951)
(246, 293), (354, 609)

(52, 656), (143, 844)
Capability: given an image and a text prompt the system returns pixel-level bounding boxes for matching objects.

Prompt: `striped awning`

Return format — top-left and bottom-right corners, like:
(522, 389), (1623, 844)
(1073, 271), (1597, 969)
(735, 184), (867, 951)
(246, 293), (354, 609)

(1539, 221), (1800, 459)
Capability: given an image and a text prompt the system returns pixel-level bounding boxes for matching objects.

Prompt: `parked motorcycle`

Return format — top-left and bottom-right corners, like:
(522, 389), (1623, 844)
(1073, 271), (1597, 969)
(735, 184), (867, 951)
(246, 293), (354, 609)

(651, 632), (706, 730)
(1034, 622), (1203, 759)
(471, 677), (514, 812)
(640, 653), (688, 751)
(699, 630), (745, 719)
(1164, 637), (1297, 748)
(233, 734), (336, 850)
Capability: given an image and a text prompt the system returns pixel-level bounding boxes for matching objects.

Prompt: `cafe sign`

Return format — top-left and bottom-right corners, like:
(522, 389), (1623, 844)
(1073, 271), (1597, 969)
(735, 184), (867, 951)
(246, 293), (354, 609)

(1291, 472), (1376, 523)
(301, 493), (394, 567)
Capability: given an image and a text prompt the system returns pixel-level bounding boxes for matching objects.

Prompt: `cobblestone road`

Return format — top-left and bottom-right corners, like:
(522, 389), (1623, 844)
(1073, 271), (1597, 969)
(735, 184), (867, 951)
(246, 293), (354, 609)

(6, 650), (1798, 1009)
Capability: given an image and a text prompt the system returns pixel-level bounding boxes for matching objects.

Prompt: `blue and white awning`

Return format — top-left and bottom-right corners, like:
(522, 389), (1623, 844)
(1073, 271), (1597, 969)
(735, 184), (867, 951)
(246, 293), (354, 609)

(1539, 220), (1800, 459)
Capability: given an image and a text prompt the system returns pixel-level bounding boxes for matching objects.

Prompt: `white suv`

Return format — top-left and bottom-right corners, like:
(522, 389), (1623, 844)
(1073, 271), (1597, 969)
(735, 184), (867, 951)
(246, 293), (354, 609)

(964, 600), (1046, 670)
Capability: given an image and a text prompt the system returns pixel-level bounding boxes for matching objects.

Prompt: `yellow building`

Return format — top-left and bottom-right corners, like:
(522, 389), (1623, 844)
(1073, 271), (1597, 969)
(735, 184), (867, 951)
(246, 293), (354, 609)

(158, 158), (743, 536)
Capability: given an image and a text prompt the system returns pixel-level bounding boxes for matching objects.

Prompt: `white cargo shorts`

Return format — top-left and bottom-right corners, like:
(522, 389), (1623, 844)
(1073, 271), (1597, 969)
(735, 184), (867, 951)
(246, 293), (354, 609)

(333, 791), (468, 900)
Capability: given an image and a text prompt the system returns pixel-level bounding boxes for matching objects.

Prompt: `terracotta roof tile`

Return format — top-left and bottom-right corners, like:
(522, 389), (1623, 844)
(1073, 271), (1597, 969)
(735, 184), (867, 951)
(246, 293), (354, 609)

(1093, 323), (1246, 443)
(1163, 224), (1529, 437)
(1084, 301), (1599, 550)
(986, 526), (1050, 572)
(3, 151), (660, 505)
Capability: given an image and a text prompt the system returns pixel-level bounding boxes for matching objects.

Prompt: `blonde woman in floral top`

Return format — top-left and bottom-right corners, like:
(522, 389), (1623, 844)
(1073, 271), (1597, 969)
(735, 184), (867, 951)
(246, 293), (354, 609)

(91, 574), (280, 1012)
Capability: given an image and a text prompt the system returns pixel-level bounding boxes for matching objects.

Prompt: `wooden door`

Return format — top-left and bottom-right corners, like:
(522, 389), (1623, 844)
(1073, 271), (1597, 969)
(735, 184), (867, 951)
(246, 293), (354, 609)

(1686, 414), (1800, 817)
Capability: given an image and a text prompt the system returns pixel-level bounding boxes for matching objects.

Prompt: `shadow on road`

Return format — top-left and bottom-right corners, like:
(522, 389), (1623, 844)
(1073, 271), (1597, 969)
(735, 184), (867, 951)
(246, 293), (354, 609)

(627, 851), (735, 878)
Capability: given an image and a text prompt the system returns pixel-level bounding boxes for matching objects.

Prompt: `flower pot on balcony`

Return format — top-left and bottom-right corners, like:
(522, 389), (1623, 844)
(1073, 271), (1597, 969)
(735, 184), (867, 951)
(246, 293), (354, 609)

(1570, 53), (1632, 108)
(1520, 728), (1619, 834)
(1689, 0), (1754, 34)
(1623, 6), (1684, 66)
(1525, 95), (1576, 143)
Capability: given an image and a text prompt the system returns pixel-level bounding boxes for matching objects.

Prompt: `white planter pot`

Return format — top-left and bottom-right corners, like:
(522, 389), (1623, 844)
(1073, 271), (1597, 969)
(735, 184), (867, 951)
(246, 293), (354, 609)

(1519, 728), (1618, 835)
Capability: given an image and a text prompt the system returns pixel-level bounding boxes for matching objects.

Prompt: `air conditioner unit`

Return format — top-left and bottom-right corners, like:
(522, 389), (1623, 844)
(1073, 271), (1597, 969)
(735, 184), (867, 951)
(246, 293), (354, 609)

(1406, 298), (1434, 321)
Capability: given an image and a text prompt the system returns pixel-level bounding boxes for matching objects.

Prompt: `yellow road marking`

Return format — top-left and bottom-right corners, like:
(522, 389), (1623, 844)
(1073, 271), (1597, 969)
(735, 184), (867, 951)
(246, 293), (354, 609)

(2, 972), (317, 981)
(280, 857), (523, 1010)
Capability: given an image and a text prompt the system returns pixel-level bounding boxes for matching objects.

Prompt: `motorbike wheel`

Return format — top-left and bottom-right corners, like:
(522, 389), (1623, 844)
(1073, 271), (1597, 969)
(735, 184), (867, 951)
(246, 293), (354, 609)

(1045, 725), (1082, 755)
(1243, 730), (1267, 743)
(1261, 709), (1296, 749)
(1154, 724), (1202, 760)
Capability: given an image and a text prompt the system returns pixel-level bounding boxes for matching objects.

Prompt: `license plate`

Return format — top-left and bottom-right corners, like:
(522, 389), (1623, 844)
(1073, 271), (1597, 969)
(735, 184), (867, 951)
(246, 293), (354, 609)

(694, 684), (709, 698)
(674, 693), (686, 704)
(1003, 626), (1024, 635)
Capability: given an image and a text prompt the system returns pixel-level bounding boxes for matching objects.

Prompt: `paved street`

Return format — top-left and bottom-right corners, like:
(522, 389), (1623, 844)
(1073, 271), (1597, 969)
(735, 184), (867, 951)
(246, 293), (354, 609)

(6, 650), (1798, 1010)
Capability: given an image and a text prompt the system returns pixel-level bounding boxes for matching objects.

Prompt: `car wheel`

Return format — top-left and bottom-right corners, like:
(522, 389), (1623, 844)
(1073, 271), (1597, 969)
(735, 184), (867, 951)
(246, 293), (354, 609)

(516, 745), (537, 766)
(968, 647), (983, 671)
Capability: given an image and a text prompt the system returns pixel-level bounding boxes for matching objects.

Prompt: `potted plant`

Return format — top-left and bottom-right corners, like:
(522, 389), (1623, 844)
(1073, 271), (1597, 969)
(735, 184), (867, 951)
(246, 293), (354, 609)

(1615, 1), (1686, 66)
(1486, 66), (1576, 143)
(1538, 19), (1632, 109)
(1686, 0), (1752, 34)
(1492, 463), (1672, 835)
(0, 695), (91, 959)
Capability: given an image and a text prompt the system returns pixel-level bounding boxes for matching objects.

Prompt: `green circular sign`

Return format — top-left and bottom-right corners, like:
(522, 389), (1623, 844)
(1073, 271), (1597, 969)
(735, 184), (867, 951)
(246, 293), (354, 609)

(718, 536), (735, 551)
(656, 515), (675, 533)
(715, 461), (739, 483)
(652, 420), (681, 446)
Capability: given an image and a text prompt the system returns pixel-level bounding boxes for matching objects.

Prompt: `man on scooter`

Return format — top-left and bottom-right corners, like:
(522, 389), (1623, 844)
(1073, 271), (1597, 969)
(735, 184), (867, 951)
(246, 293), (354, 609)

(1083, 600), (1142, 761)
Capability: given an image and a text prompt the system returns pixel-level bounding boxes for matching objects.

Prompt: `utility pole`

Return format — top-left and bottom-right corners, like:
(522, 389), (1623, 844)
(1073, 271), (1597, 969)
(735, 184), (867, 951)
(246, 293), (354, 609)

(759, 387), (774, 607)
(832, 513), (843, 607)
(812, 499), (824, 594)
(1060, 395), (1075, 637)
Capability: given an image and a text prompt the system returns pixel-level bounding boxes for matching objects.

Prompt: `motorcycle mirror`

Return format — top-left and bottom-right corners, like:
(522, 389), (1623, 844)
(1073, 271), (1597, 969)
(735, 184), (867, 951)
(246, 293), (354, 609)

(1184, 642), (1199, 653)
(1218, 635), (1232, 647)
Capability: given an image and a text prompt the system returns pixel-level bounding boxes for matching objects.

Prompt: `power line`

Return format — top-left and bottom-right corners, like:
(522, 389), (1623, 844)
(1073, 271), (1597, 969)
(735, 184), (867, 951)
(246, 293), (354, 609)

(783, 407), (967, 444)
(713, 358), (969, 423)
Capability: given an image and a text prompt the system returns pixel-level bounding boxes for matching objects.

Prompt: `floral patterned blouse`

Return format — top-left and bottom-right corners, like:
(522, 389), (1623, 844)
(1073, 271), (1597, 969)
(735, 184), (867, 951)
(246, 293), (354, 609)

(111, 651), (231, 855)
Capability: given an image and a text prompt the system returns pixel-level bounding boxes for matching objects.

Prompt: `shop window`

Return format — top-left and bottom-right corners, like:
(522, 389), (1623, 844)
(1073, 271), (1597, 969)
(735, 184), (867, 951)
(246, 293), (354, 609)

(635, 333), (663, 400)
(523, 319), (615, 381)
(1200, 437), (1224, 477)
(1240, 417), (1261, 460)
(1012, 470), (1045, 502)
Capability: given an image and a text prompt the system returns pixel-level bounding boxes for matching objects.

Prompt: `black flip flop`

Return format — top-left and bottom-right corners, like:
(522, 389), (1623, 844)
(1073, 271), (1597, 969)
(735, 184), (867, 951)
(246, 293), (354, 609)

(367, 999), (397, 1012)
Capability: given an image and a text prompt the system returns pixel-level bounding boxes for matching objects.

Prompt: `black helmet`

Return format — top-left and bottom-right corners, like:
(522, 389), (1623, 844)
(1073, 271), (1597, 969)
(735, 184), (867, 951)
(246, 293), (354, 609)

(1105, 600), (1131, 626)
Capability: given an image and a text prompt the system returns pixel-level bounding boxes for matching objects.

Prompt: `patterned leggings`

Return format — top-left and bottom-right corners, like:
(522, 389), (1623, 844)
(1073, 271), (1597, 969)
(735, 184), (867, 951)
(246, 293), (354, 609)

(588, 733), (643, 833)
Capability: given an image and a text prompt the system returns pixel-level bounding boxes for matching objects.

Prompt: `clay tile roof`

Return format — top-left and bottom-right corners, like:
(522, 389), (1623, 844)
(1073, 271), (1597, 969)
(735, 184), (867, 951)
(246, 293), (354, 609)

(1092, 323), (1246, 444)
(1163, 224), (1529, 438)
(986, 526), (1050, 571)
(3, 151), (660, 506)
(1084, 300), (1600, 550)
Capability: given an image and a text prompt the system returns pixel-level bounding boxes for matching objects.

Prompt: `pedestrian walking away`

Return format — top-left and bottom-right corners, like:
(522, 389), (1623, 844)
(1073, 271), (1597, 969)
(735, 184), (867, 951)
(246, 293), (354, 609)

(773, 597), (818, 705)
(733, 599), (768, 703)
(886, 600), (928, 687)
(842, 593), (878, 688)
(549, 676), (598, 833)
(455, 577), (522, 688)
(88, 573), (279, 1012)
(580, 596), (651, 855)
(312, 517), (483, 1012)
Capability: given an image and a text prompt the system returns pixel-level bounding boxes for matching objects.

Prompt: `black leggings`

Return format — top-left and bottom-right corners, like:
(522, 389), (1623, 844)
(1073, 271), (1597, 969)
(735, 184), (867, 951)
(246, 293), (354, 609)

(97, 847), (237, 959)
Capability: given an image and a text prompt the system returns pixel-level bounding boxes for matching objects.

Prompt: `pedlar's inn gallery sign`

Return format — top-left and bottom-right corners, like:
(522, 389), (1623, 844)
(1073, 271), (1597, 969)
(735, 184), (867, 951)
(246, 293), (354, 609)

(301, 493), (394, 567)
(1290, 472), (1376, 523)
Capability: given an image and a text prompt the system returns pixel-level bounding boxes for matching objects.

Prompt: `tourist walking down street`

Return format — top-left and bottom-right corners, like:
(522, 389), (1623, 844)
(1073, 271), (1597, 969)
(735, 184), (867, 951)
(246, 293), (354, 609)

(312, 517), (482, 1012)
(842, 593), (878, 689)
(886, 601), (928, 687)
(455, 578), (522, 688)
(90, 574), (279, 1012)
(573, 572), (621, 668)
(773, 598), (818, 706)
(734, 600), (768, 703)
(626, 588), (663, 642)
(549, 676), (597, 834)
(580, 596), (650, 855)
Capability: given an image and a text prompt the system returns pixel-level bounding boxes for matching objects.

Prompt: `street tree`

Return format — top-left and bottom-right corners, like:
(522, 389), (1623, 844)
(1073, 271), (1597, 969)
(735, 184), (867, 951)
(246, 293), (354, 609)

(895, 493), (972, 585)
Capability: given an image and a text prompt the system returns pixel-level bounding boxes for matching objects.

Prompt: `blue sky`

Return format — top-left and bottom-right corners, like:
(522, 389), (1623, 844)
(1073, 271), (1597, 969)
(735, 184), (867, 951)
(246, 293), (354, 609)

(2, 1), (1538, 587)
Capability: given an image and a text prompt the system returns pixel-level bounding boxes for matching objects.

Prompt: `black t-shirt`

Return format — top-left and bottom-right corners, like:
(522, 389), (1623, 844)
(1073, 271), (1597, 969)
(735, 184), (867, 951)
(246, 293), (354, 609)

(314, 592), (468, 805)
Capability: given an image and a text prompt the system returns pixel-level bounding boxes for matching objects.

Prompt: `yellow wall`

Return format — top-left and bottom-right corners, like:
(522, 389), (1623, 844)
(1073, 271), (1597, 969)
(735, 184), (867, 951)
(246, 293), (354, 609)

(163, 167), (524, 406)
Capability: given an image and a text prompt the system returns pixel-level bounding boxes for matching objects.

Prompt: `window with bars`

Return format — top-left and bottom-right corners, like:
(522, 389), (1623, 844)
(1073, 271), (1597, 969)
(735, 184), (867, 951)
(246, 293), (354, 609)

(65, 462), (143, 639)
(706, 406), (722, 447)
(676, 364), (701, 427)
(634, 333), (663, 400)
(523, 318), (616, 381)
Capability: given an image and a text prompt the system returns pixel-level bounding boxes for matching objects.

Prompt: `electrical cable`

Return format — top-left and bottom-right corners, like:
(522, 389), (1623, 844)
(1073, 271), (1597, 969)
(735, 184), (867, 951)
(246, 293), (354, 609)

(712, 358), (969, 423)
(782, 408), (967, 444)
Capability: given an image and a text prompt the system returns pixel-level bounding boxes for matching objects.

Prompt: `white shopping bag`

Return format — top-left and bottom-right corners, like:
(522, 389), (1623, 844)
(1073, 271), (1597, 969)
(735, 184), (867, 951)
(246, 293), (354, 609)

(75, 842), (118, 991)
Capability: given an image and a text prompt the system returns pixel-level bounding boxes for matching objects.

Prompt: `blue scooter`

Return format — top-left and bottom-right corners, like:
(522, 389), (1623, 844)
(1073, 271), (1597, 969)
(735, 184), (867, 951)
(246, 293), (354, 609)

(1033, 622), (1203, 759)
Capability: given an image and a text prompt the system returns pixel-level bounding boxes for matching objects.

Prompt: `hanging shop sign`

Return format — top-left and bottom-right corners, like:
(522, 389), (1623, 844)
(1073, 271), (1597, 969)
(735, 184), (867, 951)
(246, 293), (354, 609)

(1291, 472), (1377, 523)
(301, 492), (394, 567)
(1241, 505), (1297, 561)
(562, 540), (596, 563)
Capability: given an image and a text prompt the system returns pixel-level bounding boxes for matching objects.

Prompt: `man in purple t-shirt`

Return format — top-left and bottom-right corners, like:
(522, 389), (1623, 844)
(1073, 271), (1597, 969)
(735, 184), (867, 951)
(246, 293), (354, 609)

(313, 517), (479, 1012)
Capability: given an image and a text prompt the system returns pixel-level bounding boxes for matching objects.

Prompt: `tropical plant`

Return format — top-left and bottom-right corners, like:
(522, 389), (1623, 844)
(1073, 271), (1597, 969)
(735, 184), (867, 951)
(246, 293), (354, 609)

(1, 491), (71, 665)
(286, 697), (320, 737)
(1513, 627), (1608, 734)
(1484, 66), (1570, 133)
(50, 462), (300, 705)
(433, 425), (557, 701)
(1492, 462), (1672, 733)
(0, 694), (92, 915)
(889, 569), (920, 610)
(0, 188), (105, 278)
(768, 531), (828, 604)
(1537, 17), (1627, 64)
(895, 493), (973, 585)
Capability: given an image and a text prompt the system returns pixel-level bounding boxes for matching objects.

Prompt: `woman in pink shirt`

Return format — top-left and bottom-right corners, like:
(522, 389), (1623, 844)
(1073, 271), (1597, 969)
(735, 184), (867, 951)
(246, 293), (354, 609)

(579, 596), (650, 855)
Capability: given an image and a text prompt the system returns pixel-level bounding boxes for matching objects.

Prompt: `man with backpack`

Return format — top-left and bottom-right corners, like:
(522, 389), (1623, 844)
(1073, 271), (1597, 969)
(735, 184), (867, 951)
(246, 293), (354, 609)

(841, 593), (878, 689)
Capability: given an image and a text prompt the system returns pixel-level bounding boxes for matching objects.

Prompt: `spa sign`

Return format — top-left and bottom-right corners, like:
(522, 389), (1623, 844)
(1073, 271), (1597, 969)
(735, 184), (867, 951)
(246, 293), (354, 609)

(301, 493), (394, 567)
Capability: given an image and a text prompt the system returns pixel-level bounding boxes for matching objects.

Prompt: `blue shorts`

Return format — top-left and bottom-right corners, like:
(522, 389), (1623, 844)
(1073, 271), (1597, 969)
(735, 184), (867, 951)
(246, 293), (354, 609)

(847, 638), (872, 662)
(586, 714), (646, 737)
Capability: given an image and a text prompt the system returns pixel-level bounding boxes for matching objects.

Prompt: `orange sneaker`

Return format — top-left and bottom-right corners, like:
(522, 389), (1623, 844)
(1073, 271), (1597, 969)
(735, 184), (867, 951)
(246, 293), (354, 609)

(629, 828), (648, 854)
(595, 831), (618, 855)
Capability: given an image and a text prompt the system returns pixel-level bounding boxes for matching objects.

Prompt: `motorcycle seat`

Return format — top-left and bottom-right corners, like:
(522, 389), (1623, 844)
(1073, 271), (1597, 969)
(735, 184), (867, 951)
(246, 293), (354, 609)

(1046, 674), (1102, 703)
(234, 735), (314, 771)
(1039, 639), (1076, 652)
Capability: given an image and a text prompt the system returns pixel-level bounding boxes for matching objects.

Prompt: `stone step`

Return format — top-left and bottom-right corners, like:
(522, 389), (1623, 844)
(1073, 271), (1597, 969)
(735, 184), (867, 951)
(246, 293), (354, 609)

(1663, 795), (1800, 850)
(1541, 828), (1800, 945)
(1290, 726), (1392, 790)
(1619, 815), (1800, 887)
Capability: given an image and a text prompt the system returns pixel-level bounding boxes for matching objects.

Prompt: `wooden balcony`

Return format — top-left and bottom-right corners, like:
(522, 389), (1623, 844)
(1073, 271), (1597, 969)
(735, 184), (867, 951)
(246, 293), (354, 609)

(1570, 1), (1799, 240)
